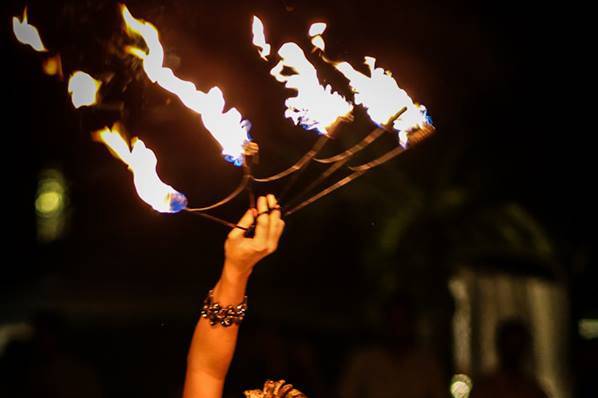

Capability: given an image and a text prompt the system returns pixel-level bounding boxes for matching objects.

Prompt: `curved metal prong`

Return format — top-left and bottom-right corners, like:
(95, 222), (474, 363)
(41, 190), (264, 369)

(313, 107), (407, 164)
(252, 135), (330, 182)
(185, 169), (250, 212)
(349, 124), (435, 172)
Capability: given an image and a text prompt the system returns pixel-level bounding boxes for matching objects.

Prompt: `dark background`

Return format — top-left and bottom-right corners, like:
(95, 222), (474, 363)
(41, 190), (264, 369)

(1, 0), (594, 397)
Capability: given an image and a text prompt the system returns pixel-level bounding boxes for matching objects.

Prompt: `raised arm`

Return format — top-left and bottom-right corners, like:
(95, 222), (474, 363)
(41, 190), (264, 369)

(183, 195), (285, 398)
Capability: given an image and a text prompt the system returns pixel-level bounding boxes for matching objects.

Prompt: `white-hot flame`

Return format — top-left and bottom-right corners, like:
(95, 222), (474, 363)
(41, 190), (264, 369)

(270, 42), (352, 135)
(309, 29), (431, 147)
(94, 125), (188, 213)
(308, 22), (327, 51)
(68, 71), (101, 108)
(121, 5), (251, 165)
(335, 57), (429, 146)
(251, 16), (271, 60)
(308, 22), (327, 37)
(12, 7), (47, 52)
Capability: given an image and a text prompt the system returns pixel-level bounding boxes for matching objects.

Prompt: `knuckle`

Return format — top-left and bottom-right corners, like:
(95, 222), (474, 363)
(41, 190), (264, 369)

(253, 243), (267, 253)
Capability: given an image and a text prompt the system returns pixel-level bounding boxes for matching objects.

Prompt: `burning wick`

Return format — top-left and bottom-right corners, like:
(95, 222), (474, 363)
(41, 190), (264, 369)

(94, 125), (188, 213)
(307, 23), (432, 147)
(249, 16), (352, 195)
(335, 57), (431, 147)
(121, 4), (252, 166)
(12, 7), (46, 52)
(68, 71), (101, 108)
(308, 22), (327, 52)
(42, 54), (63, 79)
(252, 17), (352, 135)
(270, 42), (353, 135)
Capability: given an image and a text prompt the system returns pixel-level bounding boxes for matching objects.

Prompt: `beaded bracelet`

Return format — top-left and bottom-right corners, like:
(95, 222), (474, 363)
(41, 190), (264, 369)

(200, 290), (248, 327)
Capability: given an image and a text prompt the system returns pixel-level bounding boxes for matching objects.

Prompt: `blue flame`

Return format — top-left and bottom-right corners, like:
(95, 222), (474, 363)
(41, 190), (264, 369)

(224, 155), (245, 167)
(167, 192), (188, 213)
(422, 108), (433, 126)
(294, 118), (326, 135)
(223, 119), (253, 167)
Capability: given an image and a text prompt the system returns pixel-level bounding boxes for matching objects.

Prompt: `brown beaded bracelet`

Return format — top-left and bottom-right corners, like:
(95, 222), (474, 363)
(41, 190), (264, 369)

(200, 290), (248, 327)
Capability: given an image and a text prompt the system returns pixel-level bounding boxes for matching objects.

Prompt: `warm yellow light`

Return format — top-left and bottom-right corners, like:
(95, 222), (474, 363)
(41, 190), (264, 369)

(35, 191), (62, 215)
(35, 169), (68, 242)
(579, 319), (598, 339)
(94, 125), (188, 213)
(42, 54), (63, 78)
(450, 374), (472, 398)
(270, 42), (352, 134)
(311, 36), (325, 51)
(308, 22), (327, 51)
(335, 57), (429, 144)
(121, 4), (250, 165)
(311, 29), (431, 146)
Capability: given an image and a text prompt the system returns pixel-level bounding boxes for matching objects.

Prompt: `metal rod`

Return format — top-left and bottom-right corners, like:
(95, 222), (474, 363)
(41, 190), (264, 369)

(314, 107), (407, 164)
(313, 127), (385, 163)
(285, 108), (408, 208)
(285, 124), (435, 216)
(284, 169), (366, 216)
(277, 134), (330, 202)
(349, 124), (435, 172)
(244, 159), (256, 209)
(284, 157), (348, 210)
(252, 113), (351, 183)
(185, 168), (250, 212)
(252, 134), (330, 182)
(185, 209), (248, 231)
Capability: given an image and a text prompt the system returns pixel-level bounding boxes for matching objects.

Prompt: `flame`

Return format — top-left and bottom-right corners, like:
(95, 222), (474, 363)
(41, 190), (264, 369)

(94, 125), (188, 213)
(67, 71), (101, 108)
(311, 36), (326, 52)
(42, 54), (63, 78)
(121, 5), (251, 165)
(270, 42), (352, 135)
(335, 57), (430, 146)
(308, 22), (327, 37)
(309, 29), (431, 147)
(251, 16), (271, 60)
(12, 7), (47, 52)
(308, 22), (327, 51)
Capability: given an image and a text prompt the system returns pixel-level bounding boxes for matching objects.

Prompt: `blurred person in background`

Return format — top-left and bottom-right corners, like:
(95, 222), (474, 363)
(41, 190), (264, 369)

(338, 293), (446, 398)
(471, 318), (547, 398)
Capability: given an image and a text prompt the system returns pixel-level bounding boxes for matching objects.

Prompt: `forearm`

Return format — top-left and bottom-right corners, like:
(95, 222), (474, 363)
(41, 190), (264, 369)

(183, 195), (284, 398)
(183, 264), (251, 398)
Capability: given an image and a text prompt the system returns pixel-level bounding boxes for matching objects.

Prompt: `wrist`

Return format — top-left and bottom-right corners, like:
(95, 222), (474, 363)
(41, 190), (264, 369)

(211, 262), (251, 305)
(222, 260), (253, 283)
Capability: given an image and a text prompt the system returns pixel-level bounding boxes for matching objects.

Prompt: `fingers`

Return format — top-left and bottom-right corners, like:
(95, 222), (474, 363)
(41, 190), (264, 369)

(267, 194), (285, 253)
(263, 380), (276, 398)
(279, 383), (294, 397)
(254, 196), (270, 249)
(228, 208), (255, 239)
(267, 194), (280, 236)
(271, 216), (285, 251)
(230, 195), (284, 256)
(272, 380), (286, 397)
